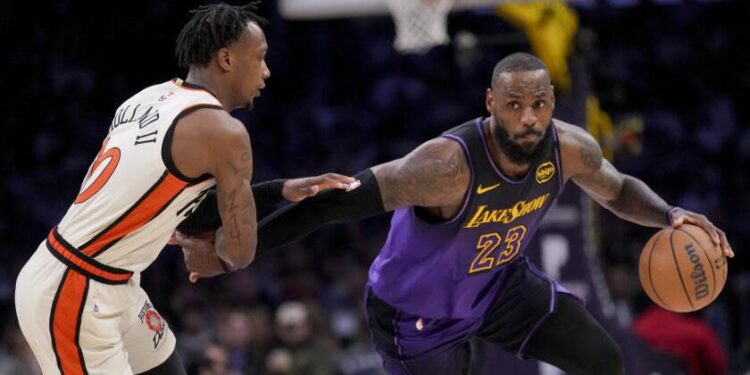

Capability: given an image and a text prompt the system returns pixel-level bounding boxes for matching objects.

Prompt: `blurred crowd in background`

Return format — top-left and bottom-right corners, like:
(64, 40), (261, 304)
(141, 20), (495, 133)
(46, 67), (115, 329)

(1, 0), (749, 374)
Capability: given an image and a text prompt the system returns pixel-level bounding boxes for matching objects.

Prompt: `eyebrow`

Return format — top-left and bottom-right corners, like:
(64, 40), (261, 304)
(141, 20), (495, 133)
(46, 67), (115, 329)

(504, 90), (547, 99)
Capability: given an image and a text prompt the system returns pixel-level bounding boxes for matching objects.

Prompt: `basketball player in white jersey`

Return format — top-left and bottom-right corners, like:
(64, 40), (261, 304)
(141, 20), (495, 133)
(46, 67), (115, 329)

(14, 3), (353, 374)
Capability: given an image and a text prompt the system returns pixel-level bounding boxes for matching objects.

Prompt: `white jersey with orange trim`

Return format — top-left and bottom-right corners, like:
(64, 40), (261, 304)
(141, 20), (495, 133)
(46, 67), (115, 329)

(16, 78), (228, 375)
(56, 78), (221, 272)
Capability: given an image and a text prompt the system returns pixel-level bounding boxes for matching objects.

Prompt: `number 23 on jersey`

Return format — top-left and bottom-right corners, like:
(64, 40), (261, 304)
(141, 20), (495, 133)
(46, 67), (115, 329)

(469, 225), (527, 274)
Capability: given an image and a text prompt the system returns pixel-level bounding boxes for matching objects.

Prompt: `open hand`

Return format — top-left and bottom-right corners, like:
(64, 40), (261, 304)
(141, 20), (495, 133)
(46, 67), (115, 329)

(282, 173), (356, 202)
(671, 208), (734, 258)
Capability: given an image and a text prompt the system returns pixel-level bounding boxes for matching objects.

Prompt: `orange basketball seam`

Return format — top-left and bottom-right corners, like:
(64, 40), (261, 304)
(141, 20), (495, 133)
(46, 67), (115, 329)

(677, 227), (718, 303)
(647, 230), (670, 310)
(669, 230), (695, 311)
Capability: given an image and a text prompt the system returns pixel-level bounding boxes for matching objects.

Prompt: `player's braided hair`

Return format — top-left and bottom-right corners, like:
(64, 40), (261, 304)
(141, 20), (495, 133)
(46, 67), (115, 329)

(175, 2), (268, 69)
(492, 52), (549, 86)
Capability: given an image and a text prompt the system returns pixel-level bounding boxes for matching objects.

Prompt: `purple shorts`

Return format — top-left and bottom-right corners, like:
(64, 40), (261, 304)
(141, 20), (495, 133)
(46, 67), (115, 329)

(364, 257), (580, 375)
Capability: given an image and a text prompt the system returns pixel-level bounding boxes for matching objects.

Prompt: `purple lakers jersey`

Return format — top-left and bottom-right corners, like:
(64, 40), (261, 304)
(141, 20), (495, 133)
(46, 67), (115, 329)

(368, 118), (564, 319)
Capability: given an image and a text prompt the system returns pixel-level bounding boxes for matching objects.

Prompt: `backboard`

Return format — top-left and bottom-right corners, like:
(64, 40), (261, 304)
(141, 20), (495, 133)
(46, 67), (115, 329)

(279, 0), (502, 20)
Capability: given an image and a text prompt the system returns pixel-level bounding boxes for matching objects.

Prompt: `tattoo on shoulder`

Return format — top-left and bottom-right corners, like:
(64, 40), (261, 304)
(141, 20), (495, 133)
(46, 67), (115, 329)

(228, 151), (252, 177)
(381, 142), (469, 209)
(447, 146), (470, 175)
(580, 142), (600, 171)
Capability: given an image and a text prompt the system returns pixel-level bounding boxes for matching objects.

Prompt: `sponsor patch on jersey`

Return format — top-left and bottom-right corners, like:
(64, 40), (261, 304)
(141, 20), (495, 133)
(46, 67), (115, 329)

(138, 301), (166, 348)
(535, 161), (555, 184)
(144, 309), (164, 333)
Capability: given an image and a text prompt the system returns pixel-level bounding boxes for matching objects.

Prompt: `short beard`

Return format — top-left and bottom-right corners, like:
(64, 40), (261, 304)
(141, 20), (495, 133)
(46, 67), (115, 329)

(492, 117), (551, 165)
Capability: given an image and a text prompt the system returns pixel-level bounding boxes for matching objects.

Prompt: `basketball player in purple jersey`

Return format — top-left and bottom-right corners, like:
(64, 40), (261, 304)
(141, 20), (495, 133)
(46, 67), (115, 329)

(176, 53), (733, 375)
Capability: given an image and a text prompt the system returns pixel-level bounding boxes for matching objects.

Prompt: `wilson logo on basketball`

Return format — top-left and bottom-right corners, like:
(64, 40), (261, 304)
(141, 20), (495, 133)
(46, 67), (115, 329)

(535, 162), (555, 184)
(685, 243), (709, 300)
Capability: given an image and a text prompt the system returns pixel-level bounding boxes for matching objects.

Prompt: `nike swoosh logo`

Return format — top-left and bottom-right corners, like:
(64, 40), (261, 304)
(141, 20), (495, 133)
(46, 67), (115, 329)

(476, 183), (501, 195)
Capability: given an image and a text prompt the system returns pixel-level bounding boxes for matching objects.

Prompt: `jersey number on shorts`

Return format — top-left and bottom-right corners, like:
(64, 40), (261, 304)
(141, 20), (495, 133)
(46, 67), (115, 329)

(75, 138), (121, 204)
(468, 225), (527, 274)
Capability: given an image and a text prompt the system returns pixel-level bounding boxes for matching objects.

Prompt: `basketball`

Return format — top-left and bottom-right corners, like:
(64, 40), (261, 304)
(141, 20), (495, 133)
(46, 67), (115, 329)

(639, 224), (728, 312)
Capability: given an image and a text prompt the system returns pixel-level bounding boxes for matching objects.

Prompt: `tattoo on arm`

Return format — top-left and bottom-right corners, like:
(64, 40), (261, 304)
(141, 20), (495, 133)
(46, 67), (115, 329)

(224, 190), (241, 242)
(223, 151), (252, 241)
(570, 134), (621, 202)
(572, 136), (671, 228)
(220, 151), (255, 244)
(216, 140), (257, 267)
(377, 140), (469, 211)
(580, 143), (601, 171)
(578, 159), (622, 201)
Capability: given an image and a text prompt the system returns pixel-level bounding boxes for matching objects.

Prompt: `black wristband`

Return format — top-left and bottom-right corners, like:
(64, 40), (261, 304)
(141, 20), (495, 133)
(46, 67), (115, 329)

(252, 179), (286, 204)
(253, 179), (287, 218)
(666, 206), (680, 226)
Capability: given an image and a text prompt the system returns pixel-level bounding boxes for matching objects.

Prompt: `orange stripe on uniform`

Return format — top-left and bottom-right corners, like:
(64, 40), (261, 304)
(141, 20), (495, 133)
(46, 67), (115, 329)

(82, 172), (187, 257)
(50, 270), (89, 375)
(47, 230), (132, 283)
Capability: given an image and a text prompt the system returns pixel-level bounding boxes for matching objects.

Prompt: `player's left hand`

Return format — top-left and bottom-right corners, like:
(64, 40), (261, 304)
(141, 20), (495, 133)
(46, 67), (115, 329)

(670, 208), (734, 258)
(282, 173), (356, 202)
(172, 230), (226, 283)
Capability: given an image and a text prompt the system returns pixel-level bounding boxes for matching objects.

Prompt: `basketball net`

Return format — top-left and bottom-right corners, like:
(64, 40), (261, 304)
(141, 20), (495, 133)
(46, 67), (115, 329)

(386, 0), (455, 54)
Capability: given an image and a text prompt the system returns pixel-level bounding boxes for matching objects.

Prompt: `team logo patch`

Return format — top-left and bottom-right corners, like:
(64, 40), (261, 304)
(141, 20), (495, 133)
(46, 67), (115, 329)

(145, 310), (164, 333)
(138, 301), (166, 349)
(535, 161), (555, 184)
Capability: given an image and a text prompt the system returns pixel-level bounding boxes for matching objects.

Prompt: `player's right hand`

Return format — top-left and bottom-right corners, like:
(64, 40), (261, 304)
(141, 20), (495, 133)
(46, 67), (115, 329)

(670, 208), (734, 258)
(282, 173), (356, 202)
(172, 230), (226, 283)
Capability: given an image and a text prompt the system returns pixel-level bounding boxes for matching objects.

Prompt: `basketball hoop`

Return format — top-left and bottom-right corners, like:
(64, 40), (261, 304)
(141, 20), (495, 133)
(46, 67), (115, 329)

(386, 0), (455, 54)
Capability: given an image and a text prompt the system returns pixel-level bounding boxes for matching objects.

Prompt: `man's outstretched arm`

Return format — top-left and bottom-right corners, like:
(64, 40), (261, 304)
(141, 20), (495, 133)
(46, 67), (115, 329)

(175, 169), (385, 282)
(174, 172), (356, 281)
(562, 123), (733, 257)
(176, 136), (471, 280)
(253, 137), (470, 255)
(177, 173), (354, 235)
